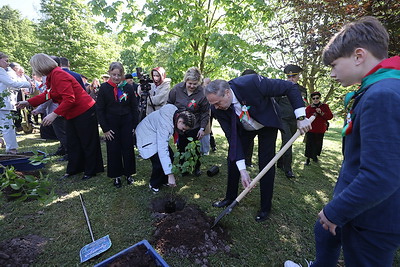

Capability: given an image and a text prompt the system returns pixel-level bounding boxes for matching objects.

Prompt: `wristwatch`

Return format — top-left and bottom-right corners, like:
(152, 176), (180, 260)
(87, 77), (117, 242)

(297, 116), (306, 121)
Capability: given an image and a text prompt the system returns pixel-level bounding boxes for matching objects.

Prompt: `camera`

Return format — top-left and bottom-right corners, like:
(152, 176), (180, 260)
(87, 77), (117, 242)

(136, 67), (153, 93)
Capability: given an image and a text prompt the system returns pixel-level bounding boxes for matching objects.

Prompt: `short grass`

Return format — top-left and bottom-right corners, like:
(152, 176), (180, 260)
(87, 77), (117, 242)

(0, 121), (399, 266)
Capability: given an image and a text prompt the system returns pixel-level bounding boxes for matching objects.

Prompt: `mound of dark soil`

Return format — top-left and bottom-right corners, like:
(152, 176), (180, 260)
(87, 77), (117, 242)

(0, 235), (47, 266)
(151, 203), (231, 266)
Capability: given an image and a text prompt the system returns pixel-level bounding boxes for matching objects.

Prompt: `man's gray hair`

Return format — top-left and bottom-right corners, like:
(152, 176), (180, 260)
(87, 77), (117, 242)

(205, 79), (229, 96)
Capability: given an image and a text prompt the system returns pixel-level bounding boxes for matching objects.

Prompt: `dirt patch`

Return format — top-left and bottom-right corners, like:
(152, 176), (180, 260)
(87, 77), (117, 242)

(0, 235), (47, 266)
(106, 244), (158, 267)
(150, 197), (231, 266)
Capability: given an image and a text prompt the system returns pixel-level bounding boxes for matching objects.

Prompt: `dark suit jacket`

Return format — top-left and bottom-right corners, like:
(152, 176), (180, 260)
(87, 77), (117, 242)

(212, 74), (305, 161)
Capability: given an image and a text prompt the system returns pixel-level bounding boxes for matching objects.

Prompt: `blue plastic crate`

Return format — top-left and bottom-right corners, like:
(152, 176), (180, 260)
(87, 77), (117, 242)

(94, 240), (169, 267)
(0, 151), (46, 173)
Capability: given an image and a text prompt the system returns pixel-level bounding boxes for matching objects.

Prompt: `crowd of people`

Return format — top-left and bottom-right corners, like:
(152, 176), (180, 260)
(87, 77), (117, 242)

(1, 15), (399, 266)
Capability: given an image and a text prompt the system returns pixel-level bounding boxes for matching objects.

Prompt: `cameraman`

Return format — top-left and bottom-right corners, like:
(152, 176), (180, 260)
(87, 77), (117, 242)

(137, 67), (171, 116)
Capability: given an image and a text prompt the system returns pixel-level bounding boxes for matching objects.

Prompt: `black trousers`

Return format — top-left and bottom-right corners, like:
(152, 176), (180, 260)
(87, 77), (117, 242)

(66, 106), (104, 176)
(226, 127), (278, 212)
(105, 113), (136, 178)
(277, 118), (297, 171)
(52, 116), (68, 153)
(305, 132), (324, 159)
(177, 127), (201, 171)
(149, 146), (174, 189)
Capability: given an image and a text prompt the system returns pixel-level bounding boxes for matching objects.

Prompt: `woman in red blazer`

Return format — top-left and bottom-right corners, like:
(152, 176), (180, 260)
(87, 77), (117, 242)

(305, 91), (333, 165)
(17, 53), (104, 180)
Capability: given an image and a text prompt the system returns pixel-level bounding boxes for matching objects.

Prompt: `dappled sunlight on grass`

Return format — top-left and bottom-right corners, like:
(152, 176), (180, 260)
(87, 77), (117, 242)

(46, 189), (92, 207)
(303, 192), (328, 210)
(193, 193), (200, 199)
(0, 214), (5, 221)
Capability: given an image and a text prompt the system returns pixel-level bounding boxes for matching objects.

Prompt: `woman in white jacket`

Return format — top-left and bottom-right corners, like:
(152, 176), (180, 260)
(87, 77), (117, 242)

(136, 104), (195, 192)
(0, 52), (32, 153)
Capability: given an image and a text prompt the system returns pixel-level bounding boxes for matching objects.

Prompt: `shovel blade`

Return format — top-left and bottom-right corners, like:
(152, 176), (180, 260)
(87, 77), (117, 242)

(211, 200), (238, 228)
(80, 235), (112, 263)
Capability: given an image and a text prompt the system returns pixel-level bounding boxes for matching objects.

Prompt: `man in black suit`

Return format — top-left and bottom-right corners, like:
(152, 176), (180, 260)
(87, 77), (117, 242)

(205, 76), (311, 222)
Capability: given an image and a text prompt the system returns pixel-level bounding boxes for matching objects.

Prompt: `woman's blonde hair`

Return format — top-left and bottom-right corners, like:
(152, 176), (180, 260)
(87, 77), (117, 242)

(184, 67), (202, 83)
(30, 53), (58, 76)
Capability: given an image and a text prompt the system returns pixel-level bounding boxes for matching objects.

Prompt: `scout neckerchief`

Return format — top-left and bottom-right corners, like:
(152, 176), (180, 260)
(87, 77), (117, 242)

(342, 56), (400, 136)
(107, 80), (128, 102)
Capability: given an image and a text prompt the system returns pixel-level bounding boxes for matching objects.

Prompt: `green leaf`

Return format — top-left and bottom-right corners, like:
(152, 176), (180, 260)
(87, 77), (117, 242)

(10, 183), (21, 190)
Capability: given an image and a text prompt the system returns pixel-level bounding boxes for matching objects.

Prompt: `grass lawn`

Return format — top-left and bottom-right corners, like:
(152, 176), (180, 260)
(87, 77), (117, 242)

(1, 120), (399, 266)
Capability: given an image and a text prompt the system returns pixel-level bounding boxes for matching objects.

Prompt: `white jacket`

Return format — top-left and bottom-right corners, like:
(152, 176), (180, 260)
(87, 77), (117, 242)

(136, 104), (177, 175)
(138, 78), (171, 115)
(0, 68), (30, 111)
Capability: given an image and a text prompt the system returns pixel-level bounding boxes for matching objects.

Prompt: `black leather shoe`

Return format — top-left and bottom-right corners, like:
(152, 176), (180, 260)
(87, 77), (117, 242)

(126, 176), (134, 185)
(313, 157), (319, 163)
(285, 170), (295, 178)
(255, 211), (269, 222)
(82, 175), (92, 180)
(212, 199), (233, 208)
(305, 158), (311, 165)
(114, 177), (122, 188)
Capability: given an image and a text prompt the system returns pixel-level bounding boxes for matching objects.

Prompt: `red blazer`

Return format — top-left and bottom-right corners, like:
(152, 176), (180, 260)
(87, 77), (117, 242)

(306, 103), (333, 133)
(28, 67), (95, 120)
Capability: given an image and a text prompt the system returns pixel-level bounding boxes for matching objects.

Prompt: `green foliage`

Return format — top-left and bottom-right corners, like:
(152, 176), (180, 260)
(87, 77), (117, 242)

(28, 151), (51, 166)
(0, 165), (55, 204)
(36, 0), (120, 80)
(88, 0), (276, 82)
(0, 5), (38, 72)
(172, 138), (201, 176)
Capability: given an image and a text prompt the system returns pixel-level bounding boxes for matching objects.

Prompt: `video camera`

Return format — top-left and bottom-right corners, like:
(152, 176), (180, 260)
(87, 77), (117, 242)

(136, 67), (153, 92)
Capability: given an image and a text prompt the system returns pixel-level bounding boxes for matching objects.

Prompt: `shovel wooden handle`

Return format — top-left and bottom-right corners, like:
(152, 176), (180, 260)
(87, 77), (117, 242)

(235, 115), (315, 203)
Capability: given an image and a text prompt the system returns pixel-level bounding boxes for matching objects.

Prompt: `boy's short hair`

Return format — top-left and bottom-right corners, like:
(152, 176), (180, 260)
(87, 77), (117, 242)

(323, 16), (389, 66)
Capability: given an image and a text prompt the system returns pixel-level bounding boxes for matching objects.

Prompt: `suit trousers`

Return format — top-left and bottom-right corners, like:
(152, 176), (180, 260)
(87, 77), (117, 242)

(226, 126), (278, 212)
(105, 113), (136, 178)
(311, 220), (342, 267)
(0, 110), (18, 151)
(277, 118), (297, 171)
(66, 106), (104, 176)
(149, 146), (174, 188)
(52, 116), (67, 153)
(342, 223), (400, 267)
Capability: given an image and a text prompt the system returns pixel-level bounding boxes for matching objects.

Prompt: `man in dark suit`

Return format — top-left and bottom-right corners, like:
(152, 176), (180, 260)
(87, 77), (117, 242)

(205, 76), (311, 222)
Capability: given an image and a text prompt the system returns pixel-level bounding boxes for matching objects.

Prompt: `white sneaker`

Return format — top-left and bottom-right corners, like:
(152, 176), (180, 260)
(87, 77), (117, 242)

(284, 260), (302, 267)
(149, 184), (159, 193)
(284, 260), (313, 267)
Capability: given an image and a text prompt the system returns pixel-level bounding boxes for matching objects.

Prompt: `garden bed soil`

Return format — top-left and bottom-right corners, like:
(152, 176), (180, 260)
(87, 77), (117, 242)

(106, 244), (158, 267)
(151, 197), (232, 266)
(0, 235), (47, 266)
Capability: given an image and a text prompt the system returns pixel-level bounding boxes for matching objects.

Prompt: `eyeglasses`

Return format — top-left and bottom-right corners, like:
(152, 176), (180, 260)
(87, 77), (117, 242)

(312, 97), (320, 100)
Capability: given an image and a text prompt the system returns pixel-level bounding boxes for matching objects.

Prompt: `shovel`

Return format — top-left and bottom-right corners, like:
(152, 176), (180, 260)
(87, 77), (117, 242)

(79, 193), (112, 263)
(20, 89), (34, 134)
(212, 116), (315, 228)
